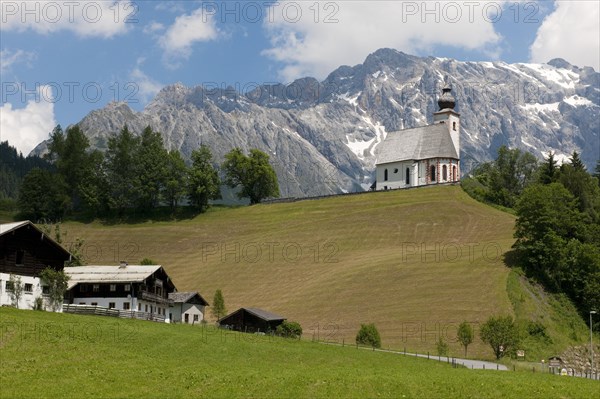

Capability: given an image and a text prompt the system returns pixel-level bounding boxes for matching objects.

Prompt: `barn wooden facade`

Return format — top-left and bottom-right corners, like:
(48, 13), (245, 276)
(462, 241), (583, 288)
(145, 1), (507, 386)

(0, 221), (72, 309)
(218, 307), (286, 333)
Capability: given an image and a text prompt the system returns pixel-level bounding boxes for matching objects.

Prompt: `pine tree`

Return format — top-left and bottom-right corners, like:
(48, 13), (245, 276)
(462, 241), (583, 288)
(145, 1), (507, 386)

(104, 125), (140, 214)
(133, 126), (169, 213)
(538, 152), (558, 184)
(164, 150), (188, 211)
(569, 151), (585, 171)
(211, 289), (226, 320)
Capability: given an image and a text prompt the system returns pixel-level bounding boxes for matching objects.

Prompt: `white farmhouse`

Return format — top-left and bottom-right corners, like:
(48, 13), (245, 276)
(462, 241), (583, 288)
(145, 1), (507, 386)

(64, 264), (177, 322)
(168, 291), (209, 324)
(375, 84), (460, 190)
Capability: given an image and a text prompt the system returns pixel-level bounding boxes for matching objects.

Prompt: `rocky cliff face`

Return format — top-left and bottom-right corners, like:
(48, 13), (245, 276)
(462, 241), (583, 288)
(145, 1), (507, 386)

(32, 49), (600, 198)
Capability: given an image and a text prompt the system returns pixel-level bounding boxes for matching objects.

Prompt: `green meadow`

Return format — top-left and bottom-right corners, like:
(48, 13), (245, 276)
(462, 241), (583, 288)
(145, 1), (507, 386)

(0, 308), (597, 398)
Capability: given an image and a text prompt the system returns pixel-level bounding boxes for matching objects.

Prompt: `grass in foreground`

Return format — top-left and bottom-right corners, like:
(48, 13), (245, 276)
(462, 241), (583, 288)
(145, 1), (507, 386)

(0, 308), (597, 398)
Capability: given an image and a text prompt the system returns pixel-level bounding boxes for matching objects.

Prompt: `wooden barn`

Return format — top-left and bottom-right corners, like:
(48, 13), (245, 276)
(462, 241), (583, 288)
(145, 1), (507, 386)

(218, 307), (286, 333)
(0, 221), (72, 310)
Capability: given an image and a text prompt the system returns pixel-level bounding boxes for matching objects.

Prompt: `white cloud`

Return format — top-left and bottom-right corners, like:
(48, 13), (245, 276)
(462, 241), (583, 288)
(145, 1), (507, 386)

(0, 0), (134, 38)
(129, 59), (163, 104)
(0, 87), (56, 156)
(143, 21), (165, 35)
(530, 1), (600, 70)
(262, 1), (506, 81)
(159, 7), (219, 65)
(0, 48), (36, 73)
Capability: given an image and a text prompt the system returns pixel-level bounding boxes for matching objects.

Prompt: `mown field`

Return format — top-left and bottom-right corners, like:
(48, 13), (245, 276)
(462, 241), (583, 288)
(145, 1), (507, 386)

(3, 186), (592, 359)
(0, 308), (597, 398)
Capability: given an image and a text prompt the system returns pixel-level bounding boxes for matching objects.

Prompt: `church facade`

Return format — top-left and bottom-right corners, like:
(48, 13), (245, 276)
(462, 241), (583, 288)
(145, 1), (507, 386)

(375, 84), (460, 190)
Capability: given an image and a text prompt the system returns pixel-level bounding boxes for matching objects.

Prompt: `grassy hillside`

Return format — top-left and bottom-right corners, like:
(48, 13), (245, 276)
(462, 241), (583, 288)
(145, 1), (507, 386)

(10, 186), (591, 359)
(1, 308), (597, 398)
(51, 187), (513, 356)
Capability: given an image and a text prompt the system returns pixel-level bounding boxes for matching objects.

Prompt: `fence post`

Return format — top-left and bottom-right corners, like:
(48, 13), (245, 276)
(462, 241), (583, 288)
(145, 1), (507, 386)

(427, 352), (429, 359)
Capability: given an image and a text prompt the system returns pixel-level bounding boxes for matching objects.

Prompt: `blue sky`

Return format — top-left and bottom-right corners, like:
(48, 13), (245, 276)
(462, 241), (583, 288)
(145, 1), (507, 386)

(1, 0), (599, 155)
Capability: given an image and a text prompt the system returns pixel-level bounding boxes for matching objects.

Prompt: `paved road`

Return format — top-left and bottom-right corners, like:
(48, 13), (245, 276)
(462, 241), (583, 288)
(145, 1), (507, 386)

(321, 342), (508, 370)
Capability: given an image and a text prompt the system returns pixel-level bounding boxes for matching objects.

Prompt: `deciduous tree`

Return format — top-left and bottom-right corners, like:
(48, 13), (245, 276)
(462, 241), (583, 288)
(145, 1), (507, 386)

(188, 145), (221, 213)
(480, 315), (520, 359)
(222, 148), (280, 204)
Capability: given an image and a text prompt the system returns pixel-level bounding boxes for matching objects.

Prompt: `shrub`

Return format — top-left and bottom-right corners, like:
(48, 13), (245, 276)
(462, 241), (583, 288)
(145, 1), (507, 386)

(436, 337), (449, 356)
(32, 296), (45, 311)
(276, 321), (303, 339)
(356, 323), (381, 348)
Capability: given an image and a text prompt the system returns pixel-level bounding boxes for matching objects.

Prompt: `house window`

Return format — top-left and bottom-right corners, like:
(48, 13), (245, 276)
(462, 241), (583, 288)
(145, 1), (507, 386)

(384, 169), (388, 181)
(453, 121), (457, 131)
(123, 302), (130, 310)
(92, 284), (100, 293)
(124, 284), (130, 292)
(5, 281), (13, 292)
(24, 283), (33, 293)
(15, 250), (24, 265)
(80, 284), (87, 292)
(42, 286), (50, 296)
(138, 303), (142, 311)
(405, 168), (410, 185)
(110, 284), (116, 292)
(430, 165), (436, 182)
(193, 315), (199, 322)
(91, 302), (98, 306)
(443, 165), (448, 181)
(108, 302), (115, 309)
(185, 314), (189, 323)
(79, 302), (86, 305)
(145, 304), (148, 312)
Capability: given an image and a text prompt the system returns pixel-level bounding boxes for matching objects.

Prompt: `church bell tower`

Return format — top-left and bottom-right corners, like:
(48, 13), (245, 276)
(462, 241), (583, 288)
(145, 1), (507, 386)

(433, 82), (460, 163)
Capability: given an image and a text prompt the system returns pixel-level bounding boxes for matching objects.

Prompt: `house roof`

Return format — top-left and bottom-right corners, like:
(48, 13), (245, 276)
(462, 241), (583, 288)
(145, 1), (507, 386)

(376, 122), (458, 165)
(0, 220), (72, 261)
(168, 291), (209, 306)
(64, 265), (165, 289)
(219, 307), (286, 323)
(0, 221), (30, 235)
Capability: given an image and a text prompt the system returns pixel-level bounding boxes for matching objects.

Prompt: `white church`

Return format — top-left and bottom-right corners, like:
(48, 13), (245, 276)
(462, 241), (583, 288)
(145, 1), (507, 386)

(375, 83), (460, 190)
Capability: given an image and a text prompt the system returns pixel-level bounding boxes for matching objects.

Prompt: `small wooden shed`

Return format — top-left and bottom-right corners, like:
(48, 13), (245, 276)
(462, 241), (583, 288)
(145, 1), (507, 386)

(218, 307), (286, 333)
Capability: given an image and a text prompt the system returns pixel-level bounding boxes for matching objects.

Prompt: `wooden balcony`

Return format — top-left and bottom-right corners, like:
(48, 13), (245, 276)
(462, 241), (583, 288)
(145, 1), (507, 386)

(137, 290), (174, 306)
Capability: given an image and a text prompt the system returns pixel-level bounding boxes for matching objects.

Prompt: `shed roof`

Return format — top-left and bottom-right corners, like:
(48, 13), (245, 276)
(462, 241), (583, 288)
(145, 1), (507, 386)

(0, 220), (72, 261)
(0, 221), (30, 235)
(65, 265), (164, 289)
(168, 291), (209, 306)
(376, 122), (458, 165)
(219, 307), (286, 323)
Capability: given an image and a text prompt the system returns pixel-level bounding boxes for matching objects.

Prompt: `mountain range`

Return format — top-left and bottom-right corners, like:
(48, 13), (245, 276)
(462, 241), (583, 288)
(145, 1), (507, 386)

(31, 48), (600, 198)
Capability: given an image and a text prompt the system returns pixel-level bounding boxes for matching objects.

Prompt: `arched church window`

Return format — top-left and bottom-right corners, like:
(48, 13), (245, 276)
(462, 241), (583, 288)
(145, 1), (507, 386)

(430, 165), (436, 182)
(453, 166), (457, 181)
(405, 168), (410, 185)
(443, 165), (448, 181)
(384, 169), (388, 181)
(453, 122), (457, 131)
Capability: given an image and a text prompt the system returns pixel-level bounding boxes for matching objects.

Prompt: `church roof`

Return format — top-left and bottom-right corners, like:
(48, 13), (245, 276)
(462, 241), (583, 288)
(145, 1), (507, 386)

(376, 122), (458, 165)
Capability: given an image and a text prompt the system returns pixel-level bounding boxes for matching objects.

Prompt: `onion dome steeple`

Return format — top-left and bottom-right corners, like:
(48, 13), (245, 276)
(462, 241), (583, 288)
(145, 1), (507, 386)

(437, 80), (455, 111)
